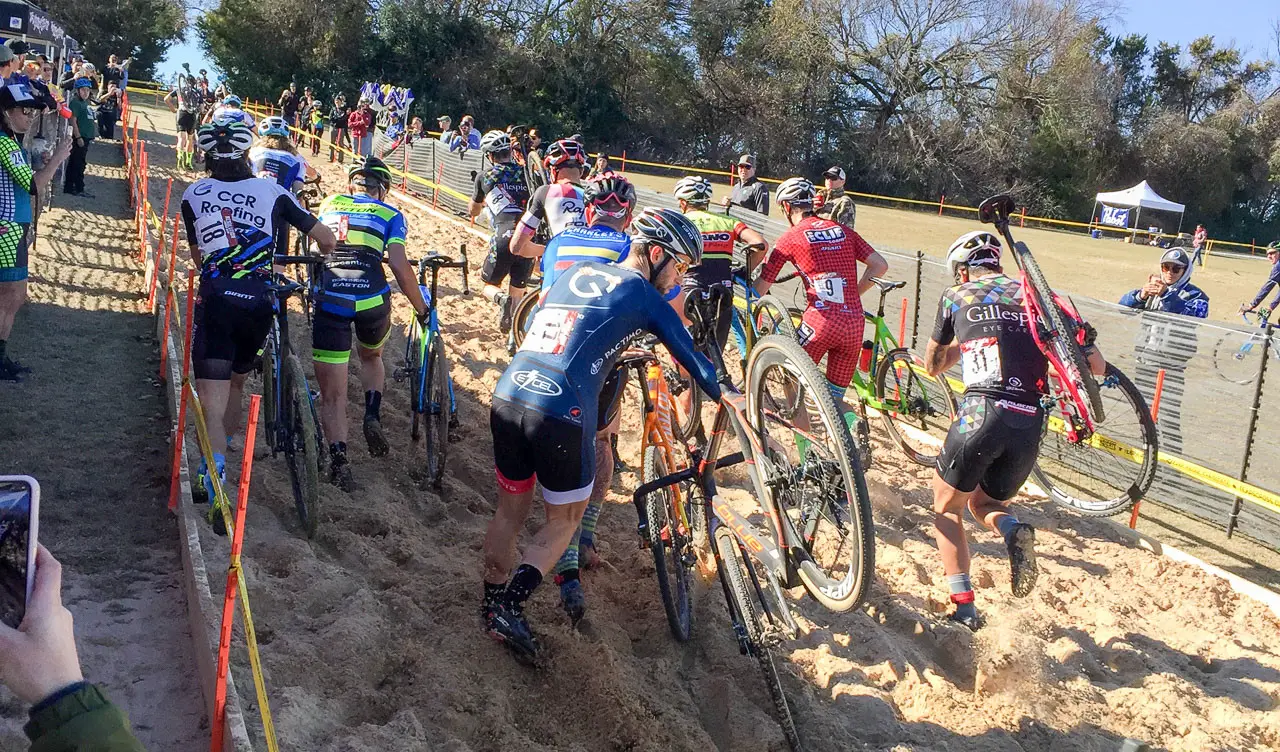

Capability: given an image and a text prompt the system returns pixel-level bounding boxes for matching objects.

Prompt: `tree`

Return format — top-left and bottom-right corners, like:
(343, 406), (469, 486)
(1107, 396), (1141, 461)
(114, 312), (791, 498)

(1151, 36), (1274, 123)
(45, 0), (186, 79)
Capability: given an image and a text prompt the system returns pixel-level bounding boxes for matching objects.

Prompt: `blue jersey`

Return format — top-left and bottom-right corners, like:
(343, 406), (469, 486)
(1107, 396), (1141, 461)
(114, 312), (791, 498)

(541, 224), (631, 291)
(249, 146), (308, 191)
(496, 260), (721, 426)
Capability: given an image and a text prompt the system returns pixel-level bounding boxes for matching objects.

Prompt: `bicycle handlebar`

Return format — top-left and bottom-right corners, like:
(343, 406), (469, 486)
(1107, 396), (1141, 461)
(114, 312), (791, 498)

(275, 255), (323, 266)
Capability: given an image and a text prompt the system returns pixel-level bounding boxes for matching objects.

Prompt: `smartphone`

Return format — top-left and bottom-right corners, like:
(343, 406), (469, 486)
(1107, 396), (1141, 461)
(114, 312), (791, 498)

(0, 476), (39, 629)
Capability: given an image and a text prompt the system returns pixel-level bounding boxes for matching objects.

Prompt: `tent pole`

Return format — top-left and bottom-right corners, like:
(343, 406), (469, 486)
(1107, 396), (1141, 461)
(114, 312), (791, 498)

(1090, 200), (1098, 231)
(1176, 212), (1184, 236)
(1135, 206), (1143, 241)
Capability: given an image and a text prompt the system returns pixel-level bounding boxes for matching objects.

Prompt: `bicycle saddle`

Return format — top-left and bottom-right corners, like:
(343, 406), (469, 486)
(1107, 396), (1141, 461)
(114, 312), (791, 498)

(422, 254), (456, 267)
(979, 195), (1016, 224)
(871, 278), (906, 292)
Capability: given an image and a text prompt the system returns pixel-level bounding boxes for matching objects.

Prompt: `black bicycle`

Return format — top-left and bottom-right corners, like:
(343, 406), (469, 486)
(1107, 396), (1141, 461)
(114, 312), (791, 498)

(394, 249), (469, 488)
(289, 175), (324, 324)
(261, 256), (328, 537)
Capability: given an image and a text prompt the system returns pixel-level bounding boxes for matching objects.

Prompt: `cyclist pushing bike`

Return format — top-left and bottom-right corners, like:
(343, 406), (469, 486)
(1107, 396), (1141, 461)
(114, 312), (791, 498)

(1240, 242), (1280, 321)
(471, 129), (531, 333)
(510, 138), (588, 260)
(753, 177), (888, 422)
(180, 121), (336, 499)
(312, 156), (429, 491)
(482, 208), (722, 660)
(924, 231), (1107, 630)
(249, 116), (318, 194)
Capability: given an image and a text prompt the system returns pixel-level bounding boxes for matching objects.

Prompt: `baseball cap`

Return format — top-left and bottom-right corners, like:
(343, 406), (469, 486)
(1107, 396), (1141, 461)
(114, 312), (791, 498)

(737, 154), (755, 167)
(823, 166), (846, 181)
(6, 40), (29, 56)
(437, 114), (451, 122)
(1160, 248), (1191, 268)
(0, 46), (14, 65)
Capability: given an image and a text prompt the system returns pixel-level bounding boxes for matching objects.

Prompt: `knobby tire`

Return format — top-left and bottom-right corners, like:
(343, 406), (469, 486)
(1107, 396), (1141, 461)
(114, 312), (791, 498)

(874, 348), (957, 466)
(424, 334), (451, 487)
(283, 353), (322, 538)
(643, 446), (694, 642)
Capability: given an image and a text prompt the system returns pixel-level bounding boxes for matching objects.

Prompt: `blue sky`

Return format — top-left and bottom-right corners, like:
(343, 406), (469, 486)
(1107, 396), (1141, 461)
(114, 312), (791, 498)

(155, 1), (1279, 84)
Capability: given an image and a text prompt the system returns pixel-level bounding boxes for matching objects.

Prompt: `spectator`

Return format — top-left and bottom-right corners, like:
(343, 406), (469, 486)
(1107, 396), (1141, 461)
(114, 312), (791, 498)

(816, 165), (856, 228)
(64, 78), (95, 197)
(97, 83), (121, 139)
(198, 68), (209, 88)
(277, 82), (300, 129)
(100, 54), (125, 96)
(0, 83), (71, 381)
(436, 114), (453, 143)
(588, 152), (609, 179)
(328, 93), (350, 163)
(306, 95), (325, 156)
(525, 127), (544, 169)
(0, 45), (19, 85)
(347, 97), (374, 157)
(299, 86), (317, 144)
(1119, 248), (1206, 458)
(1191, 224), (1208, 267)
(0, 545), (146, 749)
(1241, 242), (1280, 321)
(449, 115), (480, 152)
(722, 154), (769, 215)
(57, 60), (81, 99)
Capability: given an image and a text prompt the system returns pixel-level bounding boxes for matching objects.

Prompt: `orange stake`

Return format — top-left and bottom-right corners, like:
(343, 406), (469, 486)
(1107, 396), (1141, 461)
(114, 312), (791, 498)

(898, 298), (908, 346)
(182, 269), (197, 377)
(1129, 367), (1166, 530)
(169, 272), (197, 511)
(160, 178), (173, 247)
(159, 216), (182, 381)
(938, 194), (945, 216)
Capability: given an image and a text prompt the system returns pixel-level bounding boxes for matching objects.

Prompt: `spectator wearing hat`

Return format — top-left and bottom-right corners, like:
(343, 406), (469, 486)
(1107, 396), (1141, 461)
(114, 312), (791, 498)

(816, 166), (856, 228)
(64, 77), (96, 197)
(0, 45), (20, 85)
(722, 154), (769, 215)
(437, 115), (453, 144)
(450, 115), (480, 152)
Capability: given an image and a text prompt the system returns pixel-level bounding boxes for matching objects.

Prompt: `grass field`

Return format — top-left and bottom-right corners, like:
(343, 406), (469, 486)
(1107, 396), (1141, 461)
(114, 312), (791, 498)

(622, 171), (1271, 325)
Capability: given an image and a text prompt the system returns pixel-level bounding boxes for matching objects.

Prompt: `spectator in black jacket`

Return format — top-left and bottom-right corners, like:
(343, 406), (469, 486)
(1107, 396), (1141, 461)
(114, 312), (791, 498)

(722, 154), (769, 215)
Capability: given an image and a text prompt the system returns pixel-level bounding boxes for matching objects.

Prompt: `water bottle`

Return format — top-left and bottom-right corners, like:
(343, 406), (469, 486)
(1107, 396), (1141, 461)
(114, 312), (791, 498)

(858, 340), (874, 372)
(419, 284), (432, 313)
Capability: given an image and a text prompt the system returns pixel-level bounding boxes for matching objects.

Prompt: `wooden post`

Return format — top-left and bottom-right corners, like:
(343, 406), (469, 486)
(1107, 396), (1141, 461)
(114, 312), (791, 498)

(1020, 206), (1027, 228)
(621, 150), (627, 172)
(898, 299), (908, 347)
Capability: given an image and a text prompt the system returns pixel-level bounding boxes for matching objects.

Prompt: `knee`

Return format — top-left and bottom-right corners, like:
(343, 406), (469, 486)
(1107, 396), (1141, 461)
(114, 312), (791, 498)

(357, 346), (383, 363)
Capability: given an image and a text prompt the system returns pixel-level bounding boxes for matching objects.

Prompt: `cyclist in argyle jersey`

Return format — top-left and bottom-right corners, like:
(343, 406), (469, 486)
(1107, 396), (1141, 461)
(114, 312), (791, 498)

(924, 231), (1107, 630)
(248, 116), (317, 194)
(312, 156), (430, 490)
(181, 122), (337, 500)
(510, 138), (588, 260)
(754, 177), (888, 414)
(471, 129), (531, 333)
(482, 208), (721, 659)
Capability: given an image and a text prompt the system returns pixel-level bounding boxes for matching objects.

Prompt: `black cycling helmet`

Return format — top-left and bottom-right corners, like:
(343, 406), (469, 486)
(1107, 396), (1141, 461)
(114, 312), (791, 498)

(583, 172), (635, 220)
(196, 121), (254, 160)
(348, 155), (393, 192)
(631, 207), (703, 269)
(543, 138), (586, 171)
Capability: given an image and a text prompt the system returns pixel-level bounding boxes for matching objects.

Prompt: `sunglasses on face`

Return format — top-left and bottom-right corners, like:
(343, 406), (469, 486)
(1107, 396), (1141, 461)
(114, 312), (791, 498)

(1161, 263), (1186, 272)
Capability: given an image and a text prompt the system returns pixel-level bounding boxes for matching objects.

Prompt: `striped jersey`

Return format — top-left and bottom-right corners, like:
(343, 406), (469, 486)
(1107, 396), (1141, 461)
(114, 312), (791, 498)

(684, 208), (749, 288)
(540, 224), (631, 292)
(314, 193), (407, 304)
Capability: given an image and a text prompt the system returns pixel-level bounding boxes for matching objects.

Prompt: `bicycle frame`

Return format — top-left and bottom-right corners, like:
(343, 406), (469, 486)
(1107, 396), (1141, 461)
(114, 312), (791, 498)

(847, 282), (906, 412)
(263, 266), (322, 452)
(403, 253), (469, 420)
(620, 353), (695, 538)
(729, 270), (799, 355)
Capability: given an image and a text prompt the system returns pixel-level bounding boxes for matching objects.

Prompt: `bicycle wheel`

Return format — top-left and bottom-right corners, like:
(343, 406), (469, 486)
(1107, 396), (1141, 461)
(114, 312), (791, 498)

(291, 235), (312, 325)
(754, 295), (798, 340)
(746, 335), (874, 613)
(1031, 364), (1159, 517)
(643, 445), (695, 641)
(1012, 245), (1105, 422)
(406, 324), (424, 442)
(1212, 331), (1262, 385)
(423, 334), (451, 487)
(713, 526), (803, 751)
(282, 353), (322, 537)
(509, 290), (541, 350)
(260, 327), (279, 452)
(659, 355), (702, 442)
(875, 348), (957, 466)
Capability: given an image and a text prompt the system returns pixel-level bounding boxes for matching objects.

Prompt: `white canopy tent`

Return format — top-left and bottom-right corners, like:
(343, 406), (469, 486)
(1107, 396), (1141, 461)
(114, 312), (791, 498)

(1092, 180), (1187, 234)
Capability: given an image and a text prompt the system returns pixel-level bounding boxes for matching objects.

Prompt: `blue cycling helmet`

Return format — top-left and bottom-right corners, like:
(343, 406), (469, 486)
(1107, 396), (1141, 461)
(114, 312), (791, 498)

(222, 94), (242, 108)
(258, 116), (289, 138)
(74, 77), (93, 90)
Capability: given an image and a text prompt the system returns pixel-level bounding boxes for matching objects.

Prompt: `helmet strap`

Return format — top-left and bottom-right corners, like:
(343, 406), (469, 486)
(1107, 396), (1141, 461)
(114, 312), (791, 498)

(648, 246), (674, 286)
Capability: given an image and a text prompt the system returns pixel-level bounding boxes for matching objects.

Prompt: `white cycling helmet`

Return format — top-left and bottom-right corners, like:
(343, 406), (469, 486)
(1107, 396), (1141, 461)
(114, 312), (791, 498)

(673, 175), (714, 205)
(197, 121), (254, 160)
(775, 176), (816, 207)
(479, 129), (511, 156)
(257, 116), (289, 138)
(946, 231), (1003, 278)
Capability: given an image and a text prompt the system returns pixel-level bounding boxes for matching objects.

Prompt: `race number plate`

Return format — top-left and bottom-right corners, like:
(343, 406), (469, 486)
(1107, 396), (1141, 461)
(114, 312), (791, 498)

(521, 307), (580, 355)
(961, 336), (1001, 387)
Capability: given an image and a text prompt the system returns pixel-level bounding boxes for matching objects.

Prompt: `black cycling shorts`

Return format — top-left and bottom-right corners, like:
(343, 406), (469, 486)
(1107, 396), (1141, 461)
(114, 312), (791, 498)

(491, 397), (594, 504)
(176, 110), (196, 134)
(597, 366), (625, 432)
(480, 227), (533, 289)
(311, 294), (392, 365)
(685, 283), (734, 355)
(191, 276), (273, 381)
(936, 394), (1044, 501)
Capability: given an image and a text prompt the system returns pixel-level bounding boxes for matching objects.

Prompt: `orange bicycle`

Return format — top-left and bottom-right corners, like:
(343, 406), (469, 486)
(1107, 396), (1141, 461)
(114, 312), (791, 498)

(615, 347), (702, 640)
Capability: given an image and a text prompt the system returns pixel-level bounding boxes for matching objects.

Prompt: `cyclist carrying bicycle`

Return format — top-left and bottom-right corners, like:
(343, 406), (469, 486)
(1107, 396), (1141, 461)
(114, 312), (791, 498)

(249, 116), (317, 194)
(753, 177), (888, 414)
(510, 139), (587, 260)
(180, 121), (337, 499)
(471, 129), (531, 333)
(312, 156), (430, 491)
(1240, 242), (1280, 321)
(482, 207), (722, 659)
(924, 231), (1107, 630)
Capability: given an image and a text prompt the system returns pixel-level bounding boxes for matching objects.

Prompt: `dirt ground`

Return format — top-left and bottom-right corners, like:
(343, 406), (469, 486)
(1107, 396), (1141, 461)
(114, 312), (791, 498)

(127, 101), (1280, 752)
(620, 172), (1271, 326)
(0, 134), (205, 746)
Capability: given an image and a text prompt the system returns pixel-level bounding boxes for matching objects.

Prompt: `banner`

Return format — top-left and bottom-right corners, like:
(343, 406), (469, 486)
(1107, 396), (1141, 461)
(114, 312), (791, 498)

(359, 82), (414, 116)
(1100, 205), (1130, 227)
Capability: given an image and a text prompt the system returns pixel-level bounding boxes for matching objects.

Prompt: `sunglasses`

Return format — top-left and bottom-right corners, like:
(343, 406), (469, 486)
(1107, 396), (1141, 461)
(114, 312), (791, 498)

(1161, 263), (1186, 272)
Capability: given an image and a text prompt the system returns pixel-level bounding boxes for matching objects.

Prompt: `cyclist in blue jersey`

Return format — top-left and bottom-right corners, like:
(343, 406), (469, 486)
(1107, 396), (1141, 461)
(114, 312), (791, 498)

(471, 129), (531, 333)
(180, 122), (336, 499)
(537, 172), (636, 291)
(312, 156), (429, 490)
(482, 208), (723, 658)
(248, 117), (317, 193)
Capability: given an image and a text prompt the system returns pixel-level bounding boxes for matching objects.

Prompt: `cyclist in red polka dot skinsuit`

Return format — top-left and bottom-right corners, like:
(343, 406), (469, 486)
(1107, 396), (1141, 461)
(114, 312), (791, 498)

(755, 177), (888, 405)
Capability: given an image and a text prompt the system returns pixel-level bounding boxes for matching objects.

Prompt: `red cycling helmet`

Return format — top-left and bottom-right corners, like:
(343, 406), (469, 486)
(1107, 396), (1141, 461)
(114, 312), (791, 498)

(583, 171), (636, 221)
(543, 138), (586, 171)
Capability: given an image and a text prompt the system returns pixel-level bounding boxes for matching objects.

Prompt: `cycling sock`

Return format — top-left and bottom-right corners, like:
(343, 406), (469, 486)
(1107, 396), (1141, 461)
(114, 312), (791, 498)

(504, 564), (543, 610)
(994, 513), (1020, 539)
(580, 499), (603, 541)
(364, 390), (382, 420)
(330, 441), (347, 460)
(948, 573), (978, 620)
(553, 527), (581, 574)
(555, 568), (579, 585)
(483, 581), (506, 610)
